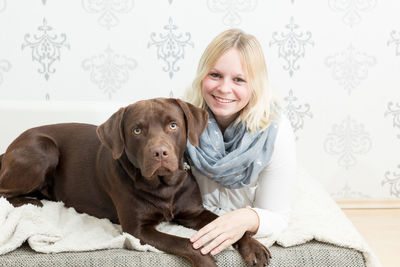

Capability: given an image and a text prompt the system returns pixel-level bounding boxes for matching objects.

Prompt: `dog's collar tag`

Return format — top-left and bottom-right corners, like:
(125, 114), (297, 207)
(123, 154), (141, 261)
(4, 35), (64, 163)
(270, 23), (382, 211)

(183, 162), (190, 171)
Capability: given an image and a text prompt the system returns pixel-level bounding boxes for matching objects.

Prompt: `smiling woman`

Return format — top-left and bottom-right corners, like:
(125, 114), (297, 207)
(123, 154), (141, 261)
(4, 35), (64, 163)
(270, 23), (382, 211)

(183, 28), (297, 257)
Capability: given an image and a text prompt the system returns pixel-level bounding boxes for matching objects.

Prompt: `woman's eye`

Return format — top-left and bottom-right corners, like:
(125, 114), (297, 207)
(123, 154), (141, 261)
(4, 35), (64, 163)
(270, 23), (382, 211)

(169, 123), (177, 130)
(234, 77), (246, 83)
(133, 128), (142, 135)
(210, 73), (220, 78)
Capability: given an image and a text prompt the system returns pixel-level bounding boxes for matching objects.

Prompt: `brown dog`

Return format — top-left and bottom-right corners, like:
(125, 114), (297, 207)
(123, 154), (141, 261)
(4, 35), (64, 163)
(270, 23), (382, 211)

(0, 98), (270, 266)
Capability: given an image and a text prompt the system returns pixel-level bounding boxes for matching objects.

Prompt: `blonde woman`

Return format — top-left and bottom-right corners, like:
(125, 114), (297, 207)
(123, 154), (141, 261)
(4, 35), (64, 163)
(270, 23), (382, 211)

(184, 29), (297, 256)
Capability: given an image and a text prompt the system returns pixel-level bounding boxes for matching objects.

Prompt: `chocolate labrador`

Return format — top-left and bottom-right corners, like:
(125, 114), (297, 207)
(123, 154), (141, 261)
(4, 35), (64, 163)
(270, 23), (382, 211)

(0, 98), (270, 266)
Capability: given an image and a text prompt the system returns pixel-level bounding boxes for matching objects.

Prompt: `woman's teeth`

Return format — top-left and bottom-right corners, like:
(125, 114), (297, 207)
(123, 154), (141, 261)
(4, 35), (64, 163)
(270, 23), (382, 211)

(215, 96), (234, 103)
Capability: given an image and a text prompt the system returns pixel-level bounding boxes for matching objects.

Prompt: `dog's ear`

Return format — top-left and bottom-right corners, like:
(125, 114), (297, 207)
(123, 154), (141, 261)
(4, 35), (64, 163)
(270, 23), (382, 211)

(175, 99), (209, 147)
(96, 107), (126, 159)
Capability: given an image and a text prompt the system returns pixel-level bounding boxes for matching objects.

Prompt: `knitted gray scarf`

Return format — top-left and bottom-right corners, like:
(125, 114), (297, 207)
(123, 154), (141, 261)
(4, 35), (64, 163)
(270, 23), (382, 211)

(186, 110), (279, 189)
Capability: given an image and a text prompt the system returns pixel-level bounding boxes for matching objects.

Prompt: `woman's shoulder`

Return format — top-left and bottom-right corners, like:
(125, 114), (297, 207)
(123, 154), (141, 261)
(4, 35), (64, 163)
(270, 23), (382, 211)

(262, 113), (296, 171)
(273, 113), (296, 149)
(278, 114), (292, 132)
(267, 111), (292, 136)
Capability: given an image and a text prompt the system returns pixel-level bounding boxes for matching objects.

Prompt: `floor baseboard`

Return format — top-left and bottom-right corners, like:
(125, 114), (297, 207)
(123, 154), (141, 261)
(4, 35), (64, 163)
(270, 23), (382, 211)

(336, 199), (400, 209)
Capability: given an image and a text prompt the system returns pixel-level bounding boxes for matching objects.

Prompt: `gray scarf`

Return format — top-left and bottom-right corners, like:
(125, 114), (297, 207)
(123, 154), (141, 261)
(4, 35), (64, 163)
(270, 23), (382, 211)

(186, 110), (279, 189)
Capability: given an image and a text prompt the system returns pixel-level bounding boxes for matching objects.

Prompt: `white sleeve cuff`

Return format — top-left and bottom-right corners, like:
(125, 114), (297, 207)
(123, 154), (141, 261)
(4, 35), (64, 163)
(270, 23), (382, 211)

(250, 207), (289, 238)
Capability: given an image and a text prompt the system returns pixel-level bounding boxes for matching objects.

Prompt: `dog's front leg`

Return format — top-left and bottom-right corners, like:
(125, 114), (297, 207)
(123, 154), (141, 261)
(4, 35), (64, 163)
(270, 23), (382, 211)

(174, 209), (218, 230)
(114, 201), (217, 267)
(136, 224), (217, 267)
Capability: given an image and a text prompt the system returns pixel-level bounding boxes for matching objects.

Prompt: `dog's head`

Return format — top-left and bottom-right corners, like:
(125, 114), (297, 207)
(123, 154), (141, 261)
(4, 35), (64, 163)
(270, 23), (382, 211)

(96, 98), (208, 185)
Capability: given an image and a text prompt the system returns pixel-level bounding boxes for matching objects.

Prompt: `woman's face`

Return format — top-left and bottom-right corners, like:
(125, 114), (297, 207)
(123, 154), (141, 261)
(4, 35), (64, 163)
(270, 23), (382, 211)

(201, 48), (251, 129)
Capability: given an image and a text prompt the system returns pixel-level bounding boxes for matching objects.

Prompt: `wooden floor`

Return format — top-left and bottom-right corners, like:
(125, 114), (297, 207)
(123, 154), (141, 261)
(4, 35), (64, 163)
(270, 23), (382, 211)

(340, 205), (400, 267)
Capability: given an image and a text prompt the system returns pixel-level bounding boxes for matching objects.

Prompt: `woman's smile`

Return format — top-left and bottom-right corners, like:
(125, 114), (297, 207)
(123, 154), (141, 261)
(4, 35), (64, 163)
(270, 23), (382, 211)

(213, 95), (236, 103)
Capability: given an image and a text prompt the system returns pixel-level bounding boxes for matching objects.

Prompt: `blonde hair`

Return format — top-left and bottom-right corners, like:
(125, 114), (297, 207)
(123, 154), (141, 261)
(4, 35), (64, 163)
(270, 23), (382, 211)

(183, 28), (279, 132)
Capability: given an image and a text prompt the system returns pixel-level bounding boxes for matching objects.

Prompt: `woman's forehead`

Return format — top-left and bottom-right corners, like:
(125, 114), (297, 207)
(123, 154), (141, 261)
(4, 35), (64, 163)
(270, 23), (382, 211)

(211, 48), (246, 75)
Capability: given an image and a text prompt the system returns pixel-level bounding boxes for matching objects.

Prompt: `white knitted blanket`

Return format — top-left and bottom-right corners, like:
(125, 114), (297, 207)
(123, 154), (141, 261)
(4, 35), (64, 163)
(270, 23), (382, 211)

(0, 168), (381, 267)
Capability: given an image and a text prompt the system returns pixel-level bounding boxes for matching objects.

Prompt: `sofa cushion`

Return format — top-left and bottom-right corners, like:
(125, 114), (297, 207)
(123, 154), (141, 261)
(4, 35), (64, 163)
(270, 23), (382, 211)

(0, 240), (365, 266)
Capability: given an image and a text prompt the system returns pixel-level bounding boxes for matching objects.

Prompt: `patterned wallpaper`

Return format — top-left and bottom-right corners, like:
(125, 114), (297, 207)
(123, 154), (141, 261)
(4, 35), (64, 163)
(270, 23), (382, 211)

(0, 0), (399, 199)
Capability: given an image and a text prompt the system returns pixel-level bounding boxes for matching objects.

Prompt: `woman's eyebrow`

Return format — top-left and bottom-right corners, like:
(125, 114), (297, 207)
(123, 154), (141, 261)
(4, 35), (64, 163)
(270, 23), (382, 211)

(209, 68), (220, 73)
(210, 68), (245, 77)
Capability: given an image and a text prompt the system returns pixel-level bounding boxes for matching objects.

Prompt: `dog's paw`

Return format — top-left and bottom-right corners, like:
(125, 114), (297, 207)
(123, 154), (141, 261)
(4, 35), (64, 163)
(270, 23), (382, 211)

(235, 234), (271, 266)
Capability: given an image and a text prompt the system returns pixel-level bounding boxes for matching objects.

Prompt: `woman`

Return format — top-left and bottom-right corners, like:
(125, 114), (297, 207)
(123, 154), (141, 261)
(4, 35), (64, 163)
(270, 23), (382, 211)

(184, 29), (297, 256)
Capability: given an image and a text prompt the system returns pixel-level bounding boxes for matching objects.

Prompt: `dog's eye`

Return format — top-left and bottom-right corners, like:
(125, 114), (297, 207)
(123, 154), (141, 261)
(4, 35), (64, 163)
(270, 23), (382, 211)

(169, 123), (177, 130)
(133, 128), (142, 135)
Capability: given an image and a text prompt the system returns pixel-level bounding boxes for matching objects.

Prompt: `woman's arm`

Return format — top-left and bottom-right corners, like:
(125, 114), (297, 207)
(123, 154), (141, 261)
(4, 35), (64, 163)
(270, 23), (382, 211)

(252, 116), (297, 236)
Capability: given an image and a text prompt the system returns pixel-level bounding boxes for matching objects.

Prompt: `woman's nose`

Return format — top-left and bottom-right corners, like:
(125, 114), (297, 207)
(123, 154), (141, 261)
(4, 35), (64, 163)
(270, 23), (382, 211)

(217, 79), (231, 92)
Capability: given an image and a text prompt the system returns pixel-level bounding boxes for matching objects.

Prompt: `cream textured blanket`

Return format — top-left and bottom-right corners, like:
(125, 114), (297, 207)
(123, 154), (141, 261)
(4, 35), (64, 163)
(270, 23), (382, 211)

(0, 168), (381, 267)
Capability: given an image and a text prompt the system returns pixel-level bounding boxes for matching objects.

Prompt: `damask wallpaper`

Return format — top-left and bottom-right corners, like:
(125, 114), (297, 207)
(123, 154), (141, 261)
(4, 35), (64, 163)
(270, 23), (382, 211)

(0, 0), (399, 199)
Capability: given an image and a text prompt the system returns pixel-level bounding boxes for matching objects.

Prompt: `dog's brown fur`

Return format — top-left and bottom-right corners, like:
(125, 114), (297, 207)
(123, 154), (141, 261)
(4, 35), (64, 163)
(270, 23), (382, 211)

(0, 98), (270, 266)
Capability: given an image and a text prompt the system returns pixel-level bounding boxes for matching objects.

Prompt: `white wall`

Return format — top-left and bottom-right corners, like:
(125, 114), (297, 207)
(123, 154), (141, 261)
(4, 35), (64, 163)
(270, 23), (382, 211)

(0, 0), (399, 199)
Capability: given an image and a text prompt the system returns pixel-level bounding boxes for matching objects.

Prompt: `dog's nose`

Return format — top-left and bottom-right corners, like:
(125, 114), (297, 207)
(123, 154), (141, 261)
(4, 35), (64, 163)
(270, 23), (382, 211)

(152, 146), (169, 161)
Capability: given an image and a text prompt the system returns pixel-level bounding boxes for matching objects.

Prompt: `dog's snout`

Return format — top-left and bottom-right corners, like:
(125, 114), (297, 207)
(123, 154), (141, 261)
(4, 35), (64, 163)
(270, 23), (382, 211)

(152, 146), (169, 161)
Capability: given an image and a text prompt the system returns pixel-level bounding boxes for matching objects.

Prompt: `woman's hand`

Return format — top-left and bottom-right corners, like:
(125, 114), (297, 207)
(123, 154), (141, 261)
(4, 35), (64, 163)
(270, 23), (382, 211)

(190, 207), (259, 255)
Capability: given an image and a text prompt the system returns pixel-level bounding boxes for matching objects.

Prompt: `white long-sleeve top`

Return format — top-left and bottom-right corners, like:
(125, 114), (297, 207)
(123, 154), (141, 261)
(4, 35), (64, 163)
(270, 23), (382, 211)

(191, 115), (297, 237)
